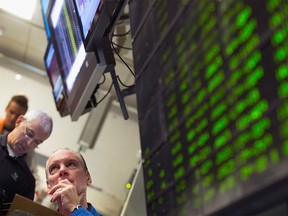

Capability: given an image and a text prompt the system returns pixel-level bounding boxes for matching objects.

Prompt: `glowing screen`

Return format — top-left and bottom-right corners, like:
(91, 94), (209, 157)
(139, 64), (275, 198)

(130, 0), (288, 215)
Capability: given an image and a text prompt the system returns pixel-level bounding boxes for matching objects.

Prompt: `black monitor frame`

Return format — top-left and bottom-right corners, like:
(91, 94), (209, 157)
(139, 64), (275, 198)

(45, 0), (130, 120)
(66, 37), (115, 121)
(46, 0), (117, 121)
(76, 0), (126, 52)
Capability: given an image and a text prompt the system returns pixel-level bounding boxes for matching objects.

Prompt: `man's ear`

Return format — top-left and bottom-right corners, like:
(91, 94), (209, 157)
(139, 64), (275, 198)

(15, 115), (25, 127)
(86, 171), (92, 185)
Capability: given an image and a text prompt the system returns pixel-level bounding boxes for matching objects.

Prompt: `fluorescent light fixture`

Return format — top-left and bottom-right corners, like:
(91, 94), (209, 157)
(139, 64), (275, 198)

(0, 0), (37, 20)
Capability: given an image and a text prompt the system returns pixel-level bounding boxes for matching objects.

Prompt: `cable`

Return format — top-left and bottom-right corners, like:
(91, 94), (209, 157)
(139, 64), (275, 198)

(111, 40), (132, 50)
(98, 74), (106, 85)
(111, 40), (135, 77)
(96, 80), (114, 105)
(117, 75), (133, 88)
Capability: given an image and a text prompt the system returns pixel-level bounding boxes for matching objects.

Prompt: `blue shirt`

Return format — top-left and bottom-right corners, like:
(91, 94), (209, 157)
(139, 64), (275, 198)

(70, 203), (101, 216)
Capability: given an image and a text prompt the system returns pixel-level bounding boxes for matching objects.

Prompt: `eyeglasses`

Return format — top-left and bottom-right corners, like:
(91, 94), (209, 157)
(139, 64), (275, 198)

(23, 121), (42, 147)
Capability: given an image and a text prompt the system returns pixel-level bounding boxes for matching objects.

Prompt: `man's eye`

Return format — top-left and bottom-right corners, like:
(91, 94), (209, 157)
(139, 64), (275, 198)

(10, 110), (15, 115)
(49, 166), (59, 174)
(26, 131), (34, 139)
(67, 162), (77, 168)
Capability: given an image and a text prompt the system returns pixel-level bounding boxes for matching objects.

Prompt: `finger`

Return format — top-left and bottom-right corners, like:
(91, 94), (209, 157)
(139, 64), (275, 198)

(48, 185), (61, 195)
(48, 181), (68, 194)
(50, 187), (63, 202)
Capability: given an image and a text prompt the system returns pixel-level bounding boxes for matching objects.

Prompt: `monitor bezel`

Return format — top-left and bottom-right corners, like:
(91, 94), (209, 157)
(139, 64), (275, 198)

(46, 0), (112, 121)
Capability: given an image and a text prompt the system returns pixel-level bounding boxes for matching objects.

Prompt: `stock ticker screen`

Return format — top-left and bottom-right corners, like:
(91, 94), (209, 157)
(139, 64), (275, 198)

(130, 0), (288, 215)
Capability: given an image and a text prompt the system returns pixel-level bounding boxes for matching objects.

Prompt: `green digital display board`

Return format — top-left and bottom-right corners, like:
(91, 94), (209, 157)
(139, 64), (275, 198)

(130, 0), (288, 215)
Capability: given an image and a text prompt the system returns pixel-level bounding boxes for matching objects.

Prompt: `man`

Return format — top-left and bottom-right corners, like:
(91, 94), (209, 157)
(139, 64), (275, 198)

(45, 149), (102, 216)
(0, 94), (42, 202)
(0, 94), (28, 134)
(0, 109), (53, 205)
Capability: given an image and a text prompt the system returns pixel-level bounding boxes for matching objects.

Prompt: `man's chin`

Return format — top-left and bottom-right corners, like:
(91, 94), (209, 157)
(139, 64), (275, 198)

(14, 145), (27, 155)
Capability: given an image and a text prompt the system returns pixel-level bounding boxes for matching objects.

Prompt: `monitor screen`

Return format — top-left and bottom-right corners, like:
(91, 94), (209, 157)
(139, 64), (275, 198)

(74, 0), (126, 52)
(40, 0), (51, 39)
(74, 0), (101, 40)
(130, 0), (288, 215)
(47, 0), (110, 121)
(44, 40), (68, 117)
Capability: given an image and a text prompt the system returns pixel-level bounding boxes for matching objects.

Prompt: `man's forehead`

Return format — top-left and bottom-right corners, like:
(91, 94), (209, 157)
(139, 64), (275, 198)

(48, 150), (79, 164)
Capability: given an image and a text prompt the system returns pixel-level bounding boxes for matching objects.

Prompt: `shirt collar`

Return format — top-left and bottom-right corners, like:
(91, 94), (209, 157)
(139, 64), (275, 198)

(7, 142), (17, 157)
(0, 133), (24, 158)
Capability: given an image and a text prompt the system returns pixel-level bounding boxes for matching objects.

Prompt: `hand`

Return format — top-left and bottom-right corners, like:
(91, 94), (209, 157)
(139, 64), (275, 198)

(48, 179), (80, 215)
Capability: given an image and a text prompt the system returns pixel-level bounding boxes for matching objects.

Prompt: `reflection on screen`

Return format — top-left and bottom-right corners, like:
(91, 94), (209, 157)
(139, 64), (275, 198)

(74, 0), (101, 39)
(45, 43), (63, 102)
(66, 43), (86, 91)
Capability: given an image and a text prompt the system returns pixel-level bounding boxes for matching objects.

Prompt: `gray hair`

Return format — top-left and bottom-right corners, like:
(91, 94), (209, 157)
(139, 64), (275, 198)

(24, 109), (53, 135)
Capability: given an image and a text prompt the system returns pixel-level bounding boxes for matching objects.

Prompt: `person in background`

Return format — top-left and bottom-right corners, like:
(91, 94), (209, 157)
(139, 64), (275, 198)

(0, 94), (28, 134)
(45, 148), (102, 216)
(0, 94), (42, 202)
(0, 109), (53, 205)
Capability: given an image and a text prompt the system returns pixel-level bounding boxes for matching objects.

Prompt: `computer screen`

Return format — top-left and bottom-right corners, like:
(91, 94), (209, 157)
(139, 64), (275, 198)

(40, 0), (51, 39)
(74, 0), (126, 52)
(47, 0), (109, 121)
(74, 0), (101, 40)
(130, 0), (288, 215)
(44, 40), (68, 117)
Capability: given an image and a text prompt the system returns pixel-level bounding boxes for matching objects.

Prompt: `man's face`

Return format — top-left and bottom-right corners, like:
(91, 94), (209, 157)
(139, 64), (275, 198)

(9, 117), (49, 156)
(46, 149), (92, 196)
(5, 101), (26, 131)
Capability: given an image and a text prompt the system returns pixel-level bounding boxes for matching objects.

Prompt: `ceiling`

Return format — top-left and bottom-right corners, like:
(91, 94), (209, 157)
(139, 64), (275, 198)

(0, 0), (136, 108)
(0, 3), (47, 70)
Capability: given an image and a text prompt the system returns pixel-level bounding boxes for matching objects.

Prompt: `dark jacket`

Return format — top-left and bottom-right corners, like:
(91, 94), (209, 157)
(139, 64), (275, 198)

(0, 134), (35, 204)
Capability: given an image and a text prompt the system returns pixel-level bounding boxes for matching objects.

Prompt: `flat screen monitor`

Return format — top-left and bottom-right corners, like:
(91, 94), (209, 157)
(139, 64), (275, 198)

(74, 0), (126, 52)
(47, 0), (110, 121)
(73, 0), (101, 40)
(44, 40), (68, 117)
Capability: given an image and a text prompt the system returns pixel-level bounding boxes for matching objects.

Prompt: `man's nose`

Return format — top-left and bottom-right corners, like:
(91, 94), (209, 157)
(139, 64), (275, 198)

(59, 165), (68, 176)
(26, 138), (37, 148)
